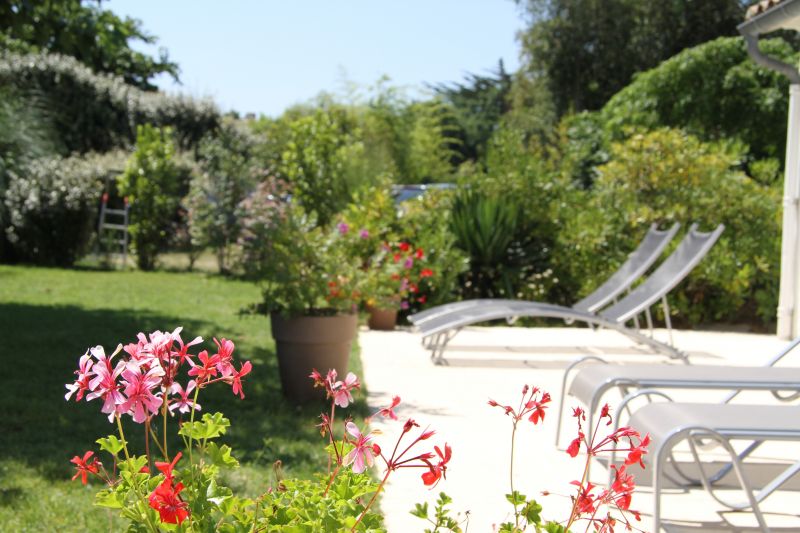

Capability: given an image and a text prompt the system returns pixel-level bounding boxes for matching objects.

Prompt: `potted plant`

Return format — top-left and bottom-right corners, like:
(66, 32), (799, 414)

(240, 200), (366, 402)
(363, 240), (435, 330)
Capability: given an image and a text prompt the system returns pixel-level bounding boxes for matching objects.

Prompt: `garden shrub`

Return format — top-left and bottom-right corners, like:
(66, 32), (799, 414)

(0, 51), (220, 154)
(279, 108), (365, 227)
(236, 176), (291, 280)
(3, 150), (125, 266)
(0, 86), (60, 261)
(397, 190), (468, 312)
(560, 128), (780, 325)
(118, 125), (185, 271)
(601, 37), (795, 174)
(187, 119), (263, 273)
(449, 127), (561, 302)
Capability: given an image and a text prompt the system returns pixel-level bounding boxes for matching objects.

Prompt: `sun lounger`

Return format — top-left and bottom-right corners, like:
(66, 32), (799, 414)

(626, 402), (800, 531)
(555, 337), (800, 448)
(416, 224), (724, 364)
(409, 223), (680, 326)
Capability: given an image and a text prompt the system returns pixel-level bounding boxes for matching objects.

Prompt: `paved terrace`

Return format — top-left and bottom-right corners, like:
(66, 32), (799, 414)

(359, 326), (799, 532)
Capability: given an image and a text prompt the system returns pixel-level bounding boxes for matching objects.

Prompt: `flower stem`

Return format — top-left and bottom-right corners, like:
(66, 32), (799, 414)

(352, 469), (391, 532)
(188, 385), (201, 466)
(565, 448), (593, 531)
(162, 392), (169, 460)
(115, 415), (131, 461)
(510, 420), (519, 530)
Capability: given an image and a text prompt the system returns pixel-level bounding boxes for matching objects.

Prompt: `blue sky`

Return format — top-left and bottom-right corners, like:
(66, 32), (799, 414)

(106, 1), (524, 117)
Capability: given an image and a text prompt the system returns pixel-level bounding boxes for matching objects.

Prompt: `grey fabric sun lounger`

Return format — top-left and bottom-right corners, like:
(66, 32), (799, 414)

(555, 337), (800, 448)
(409, 223), (680, 326)
(625, 402), (800, 531)
(416, 224), (724, 364)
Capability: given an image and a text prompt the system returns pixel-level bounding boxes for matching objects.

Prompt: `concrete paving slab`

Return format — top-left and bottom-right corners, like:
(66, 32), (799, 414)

(358, 325), (799, 532)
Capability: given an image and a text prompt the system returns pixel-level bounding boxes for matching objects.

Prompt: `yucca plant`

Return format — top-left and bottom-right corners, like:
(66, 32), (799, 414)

(450, 188), (551, 300)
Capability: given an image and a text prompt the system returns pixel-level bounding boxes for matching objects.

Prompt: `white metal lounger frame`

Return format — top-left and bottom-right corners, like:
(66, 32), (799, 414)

(616, 403), (800, 532)
(417, 224), (724, 365)
(555, 336), (800, 449)
(409, 223), (680, 326)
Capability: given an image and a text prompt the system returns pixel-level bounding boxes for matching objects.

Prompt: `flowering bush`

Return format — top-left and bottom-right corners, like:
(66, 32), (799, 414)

(245, 202), (368, 317)
(65, 328), (648, 532)
(363, 240), (435, 311)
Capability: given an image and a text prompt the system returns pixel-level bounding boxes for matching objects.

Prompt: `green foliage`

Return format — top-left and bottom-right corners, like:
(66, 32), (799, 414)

(451, 128), (559, 301)
(3, 150), (125, 266)
(403, 99), (461, 183)
(236, 176), (291, 277)
(0, 51), (220, 154)
(255, 81), (459, 195)
(397, 191), (468, 311)
(0, 0), (179, 90)
(246, 203), (367, 316)
(118, 125), (184, 271)
(432, 61), (513, 163)
(178, 412), (231, 441)
(561, 128), (780, 324)
(279, 108), (364, 227)
(0, 86), (60, 260)
(187, 119), (262, 273)
(515, 0), (745, 114)
(411, 492), (464, 532)
(257, 471), (384, 531)
(602, 36), (795, 171)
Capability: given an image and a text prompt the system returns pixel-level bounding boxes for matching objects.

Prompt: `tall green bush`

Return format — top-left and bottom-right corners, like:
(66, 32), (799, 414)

(118, 125), (183, 271)
(3, 151), (125, 266)
(279, 108), (364, 227)
(187, 120), (262, 273)
(601, 37), (795, 175)
(560, 128), (780, 324)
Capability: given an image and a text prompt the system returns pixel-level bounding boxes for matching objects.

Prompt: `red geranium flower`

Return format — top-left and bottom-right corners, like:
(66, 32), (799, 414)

(148, 480), (190, 524)
(70, 451), (100, 485)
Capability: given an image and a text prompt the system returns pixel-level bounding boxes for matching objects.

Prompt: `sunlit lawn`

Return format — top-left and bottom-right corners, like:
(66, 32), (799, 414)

(0, 264), (364, 531)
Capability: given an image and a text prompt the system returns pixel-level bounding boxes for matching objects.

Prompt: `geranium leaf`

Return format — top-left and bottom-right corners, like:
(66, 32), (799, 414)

(96, 435), (126, 457)
(178, 412), (230, 440)
(206, 442), (239, 468)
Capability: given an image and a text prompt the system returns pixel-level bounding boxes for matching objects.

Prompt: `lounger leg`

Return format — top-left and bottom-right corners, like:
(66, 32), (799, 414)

(661, 296), (674, 347)
(429, 328), (461, 365)
(607, 321), (690, 362)
(686, 430), (771, 531)
(555, 355), (608, 447)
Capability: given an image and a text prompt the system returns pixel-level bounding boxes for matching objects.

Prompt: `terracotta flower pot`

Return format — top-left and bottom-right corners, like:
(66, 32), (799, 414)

(367, 307), (398, 331)
(270, 313), (358, 403)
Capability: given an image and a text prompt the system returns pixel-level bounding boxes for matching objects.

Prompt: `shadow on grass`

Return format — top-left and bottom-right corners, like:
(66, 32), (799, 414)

(0, 302), (360, 487)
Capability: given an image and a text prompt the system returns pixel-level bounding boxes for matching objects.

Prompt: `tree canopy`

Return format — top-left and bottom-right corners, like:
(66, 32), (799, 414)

(514, 0), (747, 115)
(0, 0), (178, 90)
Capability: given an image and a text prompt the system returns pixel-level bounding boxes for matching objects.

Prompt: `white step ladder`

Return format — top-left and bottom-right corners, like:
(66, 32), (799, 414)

(97, 192), (130, 266)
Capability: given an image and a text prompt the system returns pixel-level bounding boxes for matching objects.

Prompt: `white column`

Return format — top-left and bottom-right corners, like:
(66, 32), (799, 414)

(778, 84), (800, 339)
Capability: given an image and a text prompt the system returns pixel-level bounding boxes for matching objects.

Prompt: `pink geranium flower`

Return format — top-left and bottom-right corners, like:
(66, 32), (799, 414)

(213, 337), (236, 377)
(65, 350), (94, 402)
(187, 350), (218, 384)
(169, 381), (200, 415)
(343, 422), (377, 474)
(229, 361), (252, 399)
(119, 366), (165, 423)
(327, 371), (359, 408)
(86, 346), (127, 422)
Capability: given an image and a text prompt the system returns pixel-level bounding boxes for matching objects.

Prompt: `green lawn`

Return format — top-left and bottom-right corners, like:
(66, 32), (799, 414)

(0, 265), (364, 531)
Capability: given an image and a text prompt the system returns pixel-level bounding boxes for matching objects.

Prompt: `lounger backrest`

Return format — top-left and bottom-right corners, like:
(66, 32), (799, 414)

(599, 224), (725, 324)
(573, 223), (680, 313)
